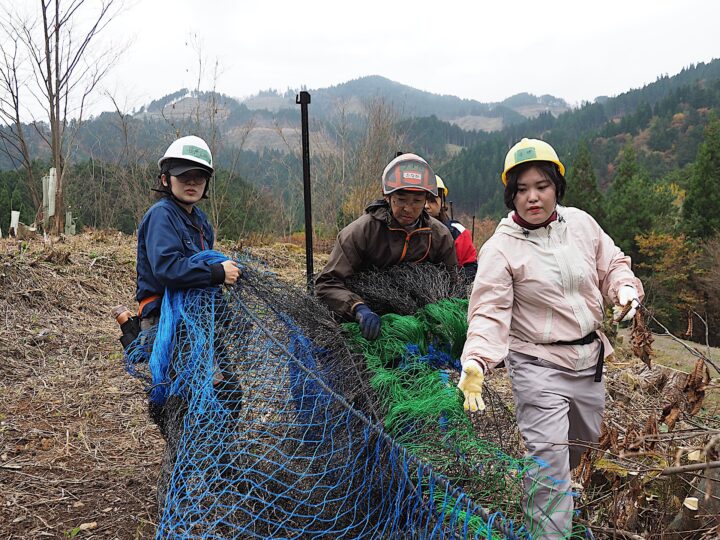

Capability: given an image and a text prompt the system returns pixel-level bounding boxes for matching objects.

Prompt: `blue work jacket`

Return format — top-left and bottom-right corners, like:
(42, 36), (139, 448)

(136, 197), (224, 318)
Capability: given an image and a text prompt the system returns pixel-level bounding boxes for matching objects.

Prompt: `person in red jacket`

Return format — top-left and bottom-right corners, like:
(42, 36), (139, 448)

(424, 175), (478, 279)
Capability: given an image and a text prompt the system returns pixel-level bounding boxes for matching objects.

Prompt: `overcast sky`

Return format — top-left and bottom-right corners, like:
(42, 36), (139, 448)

(10, 0), (720, 117)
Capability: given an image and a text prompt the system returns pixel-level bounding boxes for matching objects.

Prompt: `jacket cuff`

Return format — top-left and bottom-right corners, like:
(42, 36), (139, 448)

(209, 263), (225, 285)
(609, 277), (644, 304)
(464, 357), (488, 373)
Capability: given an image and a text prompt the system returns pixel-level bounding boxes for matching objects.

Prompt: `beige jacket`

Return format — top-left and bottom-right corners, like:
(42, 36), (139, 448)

(462, 206), (643, 372)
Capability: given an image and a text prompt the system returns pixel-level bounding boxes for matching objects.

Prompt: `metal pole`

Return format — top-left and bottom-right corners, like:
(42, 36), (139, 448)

(296, 91), (314, 293)
(471, 215), (475, 242)
(449, 200), (454, 220)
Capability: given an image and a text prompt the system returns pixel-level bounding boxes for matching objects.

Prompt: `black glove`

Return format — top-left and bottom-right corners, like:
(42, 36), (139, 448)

(354, 304), (381, 340)
(119, 316), (140, 350)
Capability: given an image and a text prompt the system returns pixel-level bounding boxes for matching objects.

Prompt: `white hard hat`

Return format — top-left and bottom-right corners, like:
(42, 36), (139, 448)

(158, 135), (214, 175)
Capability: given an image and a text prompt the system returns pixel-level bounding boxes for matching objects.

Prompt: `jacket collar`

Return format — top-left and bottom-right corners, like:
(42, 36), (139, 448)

(498, 206), (567, 240)
(157, 197), (206, 228)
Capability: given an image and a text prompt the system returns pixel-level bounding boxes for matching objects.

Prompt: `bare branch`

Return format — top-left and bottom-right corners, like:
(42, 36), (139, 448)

(647, 305), (720, 375)
(658, 460), (720, 476)
(1, 0), (125, 232)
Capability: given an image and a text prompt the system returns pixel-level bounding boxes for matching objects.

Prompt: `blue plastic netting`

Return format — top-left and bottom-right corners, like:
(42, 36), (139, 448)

(125, 253), (585, 539)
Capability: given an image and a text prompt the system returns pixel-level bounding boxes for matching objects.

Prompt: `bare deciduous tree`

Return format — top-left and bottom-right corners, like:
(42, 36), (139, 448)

(309, 99), (353, 236)
(107, 94), (153, 225)
(271, 96), (403, 239)
(0, 12), (41, 212)
(157, 36), (262, 238)
(1, 0), (124, 233)
(342, 98), (404, 220)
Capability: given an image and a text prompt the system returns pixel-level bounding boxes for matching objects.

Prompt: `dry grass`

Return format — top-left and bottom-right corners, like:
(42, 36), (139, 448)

(0, 231), (330, 539)
(1, 231), (717, 539)
(0, 231), (159, 539)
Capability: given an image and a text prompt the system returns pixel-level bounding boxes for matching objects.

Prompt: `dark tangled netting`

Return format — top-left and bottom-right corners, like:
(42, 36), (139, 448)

(345, 263), (472, 316)
(124, 257), (591, 539)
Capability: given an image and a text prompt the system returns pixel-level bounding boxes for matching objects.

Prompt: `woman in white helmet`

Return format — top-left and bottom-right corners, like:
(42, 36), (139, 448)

(458, 138), (644, 538)
(135, 135), (240, 328)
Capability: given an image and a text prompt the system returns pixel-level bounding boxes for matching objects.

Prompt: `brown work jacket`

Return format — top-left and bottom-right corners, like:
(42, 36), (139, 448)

(315, 200), (458, 319)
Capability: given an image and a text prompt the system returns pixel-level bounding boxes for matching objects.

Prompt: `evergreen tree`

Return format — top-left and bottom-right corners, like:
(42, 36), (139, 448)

(613, 143), (640, 189)
(604, 144), (674, 259)
(684, 119), (720, 239)
(563, 140), (605, 226)
(0, 169), (34, 232)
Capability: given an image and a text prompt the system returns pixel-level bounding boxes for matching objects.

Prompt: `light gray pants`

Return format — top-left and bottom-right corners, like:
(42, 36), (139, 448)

(506, 351), (605, 539)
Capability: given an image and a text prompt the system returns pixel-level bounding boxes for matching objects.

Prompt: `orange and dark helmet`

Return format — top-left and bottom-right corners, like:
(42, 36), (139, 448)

(381, 153), (438, 197)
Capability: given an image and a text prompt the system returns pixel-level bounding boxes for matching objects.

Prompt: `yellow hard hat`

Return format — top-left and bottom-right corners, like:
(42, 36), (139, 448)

(435, 175), (448, 198)
(501, 138), (565, 185)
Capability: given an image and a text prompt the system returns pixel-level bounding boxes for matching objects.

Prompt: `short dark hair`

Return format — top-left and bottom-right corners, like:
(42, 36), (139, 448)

(503, 161), (565, 210)
(155, 159), (211, 199)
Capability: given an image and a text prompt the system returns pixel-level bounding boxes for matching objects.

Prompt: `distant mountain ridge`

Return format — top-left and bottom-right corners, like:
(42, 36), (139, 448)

(240, 75), (571, 131)
(110, 76), (571, 156)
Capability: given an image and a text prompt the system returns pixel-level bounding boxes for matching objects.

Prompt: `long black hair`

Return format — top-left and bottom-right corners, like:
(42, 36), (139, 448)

(503, 161), (566, 211)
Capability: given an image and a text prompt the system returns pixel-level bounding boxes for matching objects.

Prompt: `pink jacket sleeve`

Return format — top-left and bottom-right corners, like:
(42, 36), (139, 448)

(592, 218), (645, 304)
(461, 238), (514, 370)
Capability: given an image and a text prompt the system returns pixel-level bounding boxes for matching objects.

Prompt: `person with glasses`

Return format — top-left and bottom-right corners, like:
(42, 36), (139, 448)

(135, 135), (240, 330)
(315, 153), (458, 340)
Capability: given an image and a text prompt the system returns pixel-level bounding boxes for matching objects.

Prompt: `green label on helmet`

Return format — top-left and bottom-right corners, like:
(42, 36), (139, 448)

(182, 145), (212, 165)
(515, 147), (537, 163)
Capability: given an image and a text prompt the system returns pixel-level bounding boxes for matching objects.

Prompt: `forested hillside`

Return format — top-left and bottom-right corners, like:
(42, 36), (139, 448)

(3, 60), (720, 231)
(439, 59), (720, 218)
(4, 59), (720, 341)
(0, 76), (566, 242)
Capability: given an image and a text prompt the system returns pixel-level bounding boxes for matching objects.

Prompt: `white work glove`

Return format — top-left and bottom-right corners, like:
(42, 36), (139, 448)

(613, 285), (640, 322)
(457, 360), (486, 412)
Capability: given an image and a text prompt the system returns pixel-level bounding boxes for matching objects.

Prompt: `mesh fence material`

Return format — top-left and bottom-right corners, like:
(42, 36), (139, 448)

(126, 254), (590, 539)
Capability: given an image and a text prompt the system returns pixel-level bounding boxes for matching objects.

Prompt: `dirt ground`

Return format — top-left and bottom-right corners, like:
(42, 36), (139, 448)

(1, 231), (717, 539)
(0, 232), (327, 539)
(0, 232), (159, 539)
